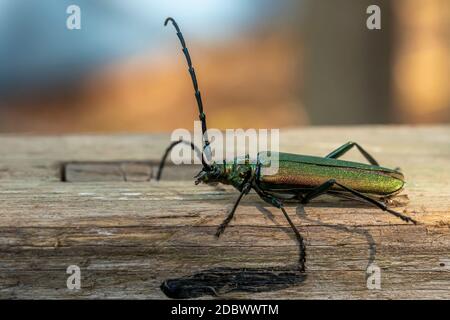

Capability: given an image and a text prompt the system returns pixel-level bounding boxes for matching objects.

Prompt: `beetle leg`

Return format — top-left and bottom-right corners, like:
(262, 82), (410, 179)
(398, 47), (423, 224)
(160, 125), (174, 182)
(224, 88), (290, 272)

(215, 182), (252, 238)
(301, 179), (417, 224)
(253, 186), (306, 272)
(326, 141), (380, 166)
(300, 179), (337, 204)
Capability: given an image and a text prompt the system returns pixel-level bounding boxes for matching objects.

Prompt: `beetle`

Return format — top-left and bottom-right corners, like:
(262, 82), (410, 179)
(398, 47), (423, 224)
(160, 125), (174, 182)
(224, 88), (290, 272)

(157, 17), (417, 272)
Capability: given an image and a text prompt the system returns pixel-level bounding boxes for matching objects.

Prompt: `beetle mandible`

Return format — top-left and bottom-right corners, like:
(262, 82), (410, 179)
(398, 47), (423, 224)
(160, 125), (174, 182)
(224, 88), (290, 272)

(157, 17), (417, 272)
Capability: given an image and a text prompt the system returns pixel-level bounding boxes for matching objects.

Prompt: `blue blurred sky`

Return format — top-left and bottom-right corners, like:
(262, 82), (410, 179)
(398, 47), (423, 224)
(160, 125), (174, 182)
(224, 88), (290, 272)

(0, 0), (280, 93)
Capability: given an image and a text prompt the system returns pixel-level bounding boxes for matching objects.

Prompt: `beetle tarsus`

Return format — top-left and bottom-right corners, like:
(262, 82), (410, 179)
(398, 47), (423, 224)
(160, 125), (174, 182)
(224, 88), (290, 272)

(387, 208), (418, 225)
(215, 224), (226, 238)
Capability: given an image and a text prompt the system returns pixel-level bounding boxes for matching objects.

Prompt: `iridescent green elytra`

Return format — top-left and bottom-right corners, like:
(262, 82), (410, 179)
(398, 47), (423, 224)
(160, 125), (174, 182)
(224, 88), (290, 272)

(158, 18), (416, 273)
(203, 152), (404, 197)
(258, 152), (405, 196)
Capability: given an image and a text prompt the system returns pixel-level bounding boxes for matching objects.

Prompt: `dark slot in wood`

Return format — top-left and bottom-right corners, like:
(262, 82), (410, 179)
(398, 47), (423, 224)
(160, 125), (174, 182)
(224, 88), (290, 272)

(62, 161), (201, 182)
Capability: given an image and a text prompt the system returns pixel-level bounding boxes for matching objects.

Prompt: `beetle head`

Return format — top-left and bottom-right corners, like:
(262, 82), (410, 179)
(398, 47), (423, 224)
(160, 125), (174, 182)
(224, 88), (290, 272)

(194, 163), (223, 185)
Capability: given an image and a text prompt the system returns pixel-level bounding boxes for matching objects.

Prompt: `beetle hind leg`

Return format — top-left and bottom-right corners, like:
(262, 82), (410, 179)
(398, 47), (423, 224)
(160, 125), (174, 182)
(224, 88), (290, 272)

(301, 179), (417, 224)
(326, 141), (380, 166)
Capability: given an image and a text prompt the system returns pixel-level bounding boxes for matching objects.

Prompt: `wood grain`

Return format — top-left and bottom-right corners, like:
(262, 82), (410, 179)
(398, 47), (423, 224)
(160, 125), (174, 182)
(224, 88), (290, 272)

(0, 126), (449, 299)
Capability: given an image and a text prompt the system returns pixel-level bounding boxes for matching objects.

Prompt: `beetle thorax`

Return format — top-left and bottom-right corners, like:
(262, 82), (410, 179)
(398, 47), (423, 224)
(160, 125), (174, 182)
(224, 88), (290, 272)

(195, 160), (256, 191)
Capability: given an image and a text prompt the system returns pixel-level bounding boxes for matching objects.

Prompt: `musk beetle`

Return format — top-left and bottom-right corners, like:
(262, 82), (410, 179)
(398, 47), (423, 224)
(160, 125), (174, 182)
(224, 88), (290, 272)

(157, 17), (417, 272)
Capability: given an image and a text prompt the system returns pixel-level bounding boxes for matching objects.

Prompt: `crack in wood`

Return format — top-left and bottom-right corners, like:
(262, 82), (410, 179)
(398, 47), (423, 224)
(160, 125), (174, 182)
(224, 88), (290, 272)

(61, 161), (201, 182)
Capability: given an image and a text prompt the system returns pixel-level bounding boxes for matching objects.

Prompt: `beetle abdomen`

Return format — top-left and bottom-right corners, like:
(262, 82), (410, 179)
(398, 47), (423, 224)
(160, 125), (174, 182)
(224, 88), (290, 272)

(258, 152), (404, 196)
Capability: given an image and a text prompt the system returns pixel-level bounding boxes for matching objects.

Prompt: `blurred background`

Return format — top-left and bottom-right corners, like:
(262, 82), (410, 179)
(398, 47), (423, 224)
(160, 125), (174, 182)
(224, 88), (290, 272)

(0, 0), (448, 133)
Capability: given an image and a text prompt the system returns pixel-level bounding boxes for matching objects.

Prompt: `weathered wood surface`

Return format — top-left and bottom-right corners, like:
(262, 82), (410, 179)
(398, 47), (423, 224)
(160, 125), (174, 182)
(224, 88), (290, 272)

(0, 126), (449, 299)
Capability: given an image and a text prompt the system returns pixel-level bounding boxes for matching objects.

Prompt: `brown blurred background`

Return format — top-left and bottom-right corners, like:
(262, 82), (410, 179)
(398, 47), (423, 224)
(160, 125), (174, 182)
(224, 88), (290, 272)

(0, 0), (448, 133)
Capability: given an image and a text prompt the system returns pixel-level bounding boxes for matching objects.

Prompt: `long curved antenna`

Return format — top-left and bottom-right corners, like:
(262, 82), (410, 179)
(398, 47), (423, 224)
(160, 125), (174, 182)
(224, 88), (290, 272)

(156, 139), (206, 181)
(164, 17), (211, 159)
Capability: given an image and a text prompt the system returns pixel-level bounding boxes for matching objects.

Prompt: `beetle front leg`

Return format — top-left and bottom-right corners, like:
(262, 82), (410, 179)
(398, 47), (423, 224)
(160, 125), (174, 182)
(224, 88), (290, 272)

(215, 182), (252, 238)
(326, 141), (379, 166)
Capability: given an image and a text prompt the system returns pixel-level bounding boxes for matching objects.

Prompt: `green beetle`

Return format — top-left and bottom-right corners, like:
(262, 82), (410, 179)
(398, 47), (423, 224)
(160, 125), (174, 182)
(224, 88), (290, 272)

(157, 18), (416, 272)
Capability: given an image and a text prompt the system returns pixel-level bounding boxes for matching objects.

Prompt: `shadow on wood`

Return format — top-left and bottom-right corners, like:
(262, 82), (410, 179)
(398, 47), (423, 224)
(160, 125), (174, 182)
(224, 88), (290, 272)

(161, 266), (307, 299)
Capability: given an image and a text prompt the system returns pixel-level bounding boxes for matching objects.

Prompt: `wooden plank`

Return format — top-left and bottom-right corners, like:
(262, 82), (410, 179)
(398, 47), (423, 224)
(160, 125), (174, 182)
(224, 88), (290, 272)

(0, 125), (449, 299)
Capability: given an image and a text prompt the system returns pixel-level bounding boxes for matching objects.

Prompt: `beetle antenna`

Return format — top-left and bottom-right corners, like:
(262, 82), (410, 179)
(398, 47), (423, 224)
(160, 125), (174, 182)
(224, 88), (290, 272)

(156, 139), (208, 181)
(164, 17), (211, 164)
